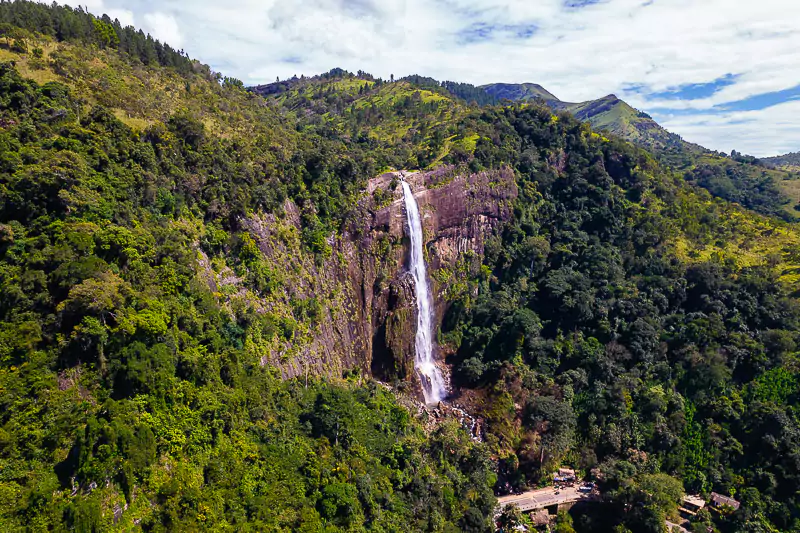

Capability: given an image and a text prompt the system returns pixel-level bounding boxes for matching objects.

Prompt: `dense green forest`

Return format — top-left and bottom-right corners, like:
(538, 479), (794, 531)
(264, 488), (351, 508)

(440, 107), (800, 532)
(685, 158), (792, 219)
(0, 2), (799, 532)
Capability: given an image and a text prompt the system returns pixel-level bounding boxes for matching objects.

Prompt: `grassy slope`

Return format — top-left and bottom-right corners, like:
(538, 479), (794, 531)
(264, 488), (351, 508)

(563, 97), (679, 150)
(0, 35), (295, 145)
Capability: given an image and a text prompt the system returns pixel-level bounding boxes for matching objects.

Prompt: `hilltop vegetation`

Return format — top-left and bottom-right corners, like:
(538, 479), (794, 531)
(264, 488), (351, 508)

(0, 3), (799, 532)
(475, 82), (559, 103)
(0, 0), (193, 74)
(764, 151), (800, 172)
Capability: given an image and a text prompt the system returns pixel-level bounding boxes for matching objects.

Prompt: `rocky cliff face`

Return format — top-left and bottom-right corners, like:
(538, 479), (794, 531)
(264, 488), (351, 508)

(231, 166), (517, 394)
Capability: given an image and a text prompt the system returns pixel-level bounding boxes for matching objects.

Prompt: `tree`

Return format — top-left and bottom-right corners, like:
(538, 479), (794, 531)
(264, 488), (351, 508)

(93, 18), (119, 47)
(0, 23), (19, 47)
(637, 473), (684, 517)
(57, 271), (127, 324)
(496, 504), (526, 532)
(555, 510), (576, 533)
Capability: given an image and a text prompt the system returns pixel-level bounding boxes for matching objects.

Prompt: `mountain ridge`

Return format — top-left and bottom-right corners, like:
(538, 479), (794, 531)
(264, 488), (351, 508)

(481, 82), (701, 160)
(477, 82), (559, 102)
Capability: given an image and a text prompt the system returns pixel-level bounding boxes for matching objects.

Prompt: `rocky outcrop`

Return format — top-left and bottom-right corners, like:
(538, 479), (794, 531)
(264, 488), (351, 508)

(239, 166), (517, 394)
(371, 275), (417, 382)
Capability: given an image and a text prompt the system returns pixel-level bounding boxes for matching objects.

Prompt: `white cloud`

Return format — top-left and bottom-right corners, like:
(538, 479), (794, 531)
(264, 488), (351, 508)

(107, 9), (135, 28)
(42, 0), (800, 155)
(658, 100), (800, 158)
(142, 12), (183, 49)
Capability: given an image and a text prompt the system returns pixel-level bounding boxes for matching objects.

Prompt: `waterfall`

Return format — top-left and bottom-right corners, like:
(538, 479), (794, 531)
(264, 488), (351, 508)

(401, 180), (447, 405)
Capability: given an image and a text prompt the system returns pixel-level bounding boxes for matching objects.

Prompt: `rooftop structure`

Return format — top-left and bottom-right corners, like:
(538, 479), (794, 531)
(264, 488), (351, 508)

(554, 468), (576, 482)
(710, 493), (741, 511)
(679, 494), (706, 518)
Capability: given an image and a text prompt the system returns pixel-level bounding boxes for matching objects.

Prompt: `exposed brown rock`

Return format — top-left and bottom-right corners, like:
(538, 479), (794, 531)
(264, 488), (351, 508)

(234, 166), (517, 397)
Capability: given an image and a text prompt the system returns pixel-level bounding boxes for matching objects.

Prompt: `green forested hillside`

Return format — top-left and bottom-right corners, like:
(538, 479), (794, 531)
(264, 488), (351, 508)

(481, 83), (800, 220)
(480, 84), (692, 160)
(1, 3), (800, 533)
(764, 151), (800, 172)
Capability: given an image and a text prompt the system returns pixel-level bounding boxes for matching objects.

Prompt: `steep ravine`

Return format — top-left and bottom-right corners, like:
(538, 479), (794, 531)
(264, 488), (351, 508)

(234, 166), (517, 396)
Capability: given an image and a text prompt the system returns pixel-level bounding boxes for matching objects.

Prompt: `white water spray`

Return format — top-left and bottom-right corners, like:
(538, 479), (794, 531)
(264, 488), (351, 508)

(401, 180), (447, 404)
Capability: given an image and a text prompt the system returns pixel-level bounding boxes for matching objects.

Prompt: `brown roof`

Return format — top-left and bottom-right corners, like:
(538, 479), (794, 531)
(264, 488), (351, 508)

(682, 495), (706, 509)
(710, 492), (740, 510)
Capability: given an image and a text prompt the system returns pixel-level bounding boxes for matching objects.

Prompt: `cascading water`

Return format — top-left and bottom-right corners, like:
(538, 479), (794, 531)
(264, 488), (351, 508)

(401, 180), (447, 405)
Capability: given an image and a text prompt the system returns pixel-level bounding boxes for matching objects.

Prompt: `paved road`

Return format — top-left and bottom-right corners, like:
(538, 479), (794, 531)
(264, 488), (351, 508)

(497, 486), (593, 512)
(500, 486), (688, 533)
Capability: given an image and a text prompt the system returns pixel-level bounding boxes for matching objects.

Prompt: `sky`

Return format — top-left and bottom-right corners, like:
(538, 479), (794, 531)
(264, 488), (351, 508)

(51, 0), (800, 157)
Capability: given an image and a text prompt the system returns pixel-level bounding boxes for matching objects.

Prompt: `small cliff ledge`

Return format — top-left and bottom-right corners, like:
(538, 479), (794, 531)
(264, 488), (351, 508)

(237, 166), (517, 392)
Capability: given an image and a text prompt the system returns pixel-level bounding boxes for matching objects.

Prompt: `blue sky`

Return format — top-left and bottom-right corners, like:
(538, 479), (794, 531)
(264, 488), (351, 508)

(48, 0), (800, 157)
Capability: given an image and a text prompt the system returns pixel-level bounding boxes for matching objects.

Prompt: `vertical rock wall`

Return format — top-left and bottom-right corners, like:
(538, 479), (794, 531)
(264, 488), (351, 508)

(238, 166), (518, 389)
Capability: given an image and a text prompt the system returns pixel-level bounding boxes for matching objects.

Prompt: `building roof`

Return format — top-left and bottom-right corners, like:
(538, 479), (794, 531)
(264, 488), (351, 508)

(554, 468), (576, 480)
(682, 495), (706, 509)
(710, 492), (741, 510)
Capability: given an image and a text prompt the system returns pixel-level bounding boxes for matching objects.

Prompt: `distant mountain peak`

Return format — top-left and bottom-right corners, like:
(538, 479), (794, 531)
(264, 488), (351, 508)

(478, 82), (695, 158)
(480, 82), (560, 102)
